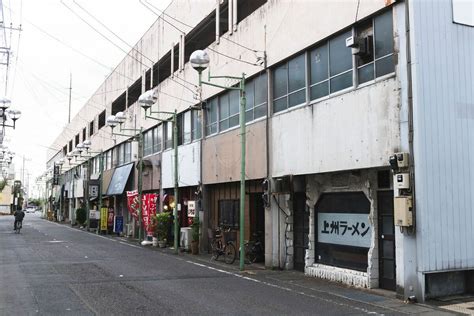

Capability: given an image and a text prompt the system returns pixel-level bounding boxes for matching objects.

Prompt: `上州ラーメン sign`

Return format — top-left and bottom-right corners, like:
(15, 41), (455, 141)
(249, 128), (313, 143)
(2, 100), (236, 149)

(317, 213), (371, 248)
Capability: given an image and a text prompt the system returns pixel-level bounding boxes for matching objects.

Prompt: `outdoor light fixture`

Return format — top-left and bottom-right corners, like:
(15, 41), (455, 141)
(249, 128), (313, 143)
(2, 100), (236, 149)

(138, 89), (158, 112)
(106, 115), (118, 129)
(0, 98), (11, 110)
(190, 49), (247, 270)
(190, 50), (210, 73)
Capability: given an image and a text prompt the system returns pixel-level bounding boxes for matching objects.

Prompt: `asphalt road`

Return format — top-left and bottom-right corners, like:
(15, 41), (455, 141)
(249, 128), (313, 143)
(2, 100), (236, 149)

(0, 214), (454, 316)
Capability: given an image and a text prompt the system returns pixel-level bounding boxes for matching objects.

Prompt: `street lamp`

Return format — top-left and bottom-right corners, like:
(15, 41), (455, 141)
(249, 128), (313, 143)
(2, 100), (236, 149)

(0, 98), (21, 130)
(190, 49), (247, 271)
(106, 112), (144, 242)
(138, 89), (180, 254)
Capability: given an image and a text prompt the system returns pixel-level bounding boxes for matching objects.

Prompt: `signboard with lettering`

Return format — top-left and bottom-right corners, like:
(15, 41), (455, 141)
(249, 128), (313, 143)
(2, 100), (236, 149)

(114, 216), (123, 233)
(187, 200), (196, 217)
(53, 165), (60, 185)
(317, 213), (371, 248)
(100, 207), (108, 231)
(88, 180), (99, 201)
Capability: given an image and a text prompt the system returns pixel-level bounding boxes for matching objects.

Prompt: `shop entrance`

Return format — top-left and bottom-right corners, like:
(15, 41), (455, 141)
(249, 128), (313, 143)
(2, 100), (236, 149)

(293, 192), (308, 271)
(249, 193), (265, 262)
(378, 191), (396, 290)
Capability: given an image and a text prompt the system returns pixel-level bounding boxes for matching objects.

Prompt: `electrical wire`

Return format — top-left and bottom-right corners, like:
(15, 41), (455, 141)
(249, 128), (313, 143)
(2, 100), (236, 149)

(143, 0), (193, 29)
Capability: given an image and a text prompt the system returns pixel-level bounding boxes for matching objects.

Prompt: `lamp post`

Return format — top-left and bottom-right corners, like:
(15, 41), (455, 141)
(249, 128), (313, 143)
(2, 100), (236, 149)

(190, 50), (247, 271)
(78, 140), (103, 231)
(138, 90), (180, 254)
(106, 112), (144, 242)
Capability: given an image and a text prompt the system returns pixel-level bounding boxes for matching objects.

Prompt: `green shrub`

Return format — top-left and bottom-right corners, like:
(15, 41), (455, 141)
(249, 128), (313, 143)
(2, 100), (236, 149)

(191, 218), (200, 242)
(76, 208), (86, 226)
(155, 212), (171, 241)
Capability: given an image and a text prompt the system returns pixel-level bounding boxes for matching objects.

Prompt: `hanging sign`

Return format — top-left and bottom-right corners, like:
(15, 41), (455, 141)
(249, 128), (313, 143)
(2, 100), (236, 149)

(88, 180), (99, 201)
(187, 200), (196, 217)
(317, 213), (371, 248)
(114, 215), (124, 233)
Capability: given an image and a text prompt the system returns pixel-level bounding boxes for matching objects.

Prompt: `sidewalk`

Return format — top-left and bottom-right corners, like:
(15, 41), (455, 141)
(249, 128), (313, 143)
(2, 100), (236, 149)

(69, 223), (461, 315)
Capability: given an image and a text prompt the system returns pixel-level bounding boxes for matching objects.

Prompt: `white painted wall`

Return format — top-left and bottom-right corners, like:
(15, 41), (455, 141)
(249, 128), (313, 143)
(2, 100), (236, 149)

(161, 141), (200, 189)
(271, 78), (400, 177)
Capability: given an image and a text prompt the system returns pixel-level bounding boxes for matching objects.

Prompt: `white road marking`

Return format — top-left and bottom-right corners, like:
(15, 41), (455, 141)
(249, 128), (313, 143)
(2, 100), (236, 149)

(119, 241), (142, 249)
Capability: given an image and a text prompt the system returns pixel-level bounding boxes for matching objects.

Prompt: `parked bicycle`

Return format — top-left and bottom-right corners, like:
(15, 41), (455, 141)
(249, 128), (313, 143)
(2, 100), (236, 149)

(243, 232), (264, 264)
(208, 226), (236, 264)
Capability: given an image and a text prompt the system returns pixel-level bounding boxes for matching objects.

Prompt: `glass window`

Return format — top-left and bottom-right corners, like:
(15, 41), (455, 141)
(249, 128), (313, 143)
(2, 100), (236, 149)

(219, 94), (229, 131)
(183, 111), (191, 144)
(124, 142), (131, 163)
(143, 129), (153, 156)
(218, 200), (240, 228)
(245, 73), (268, 122)
(374, 10), (394, 77)
(206, 98), (218, 136)
(191, 110), (202, 141)
(117, 144), (124, 166)
(153, 126), (162, 153)
(310, 43), (329, 100)
(228, 90), (240, 128)
(273, 53), (306, 113)
(165, 121), (173, 149)
(329, 30), (353, 93)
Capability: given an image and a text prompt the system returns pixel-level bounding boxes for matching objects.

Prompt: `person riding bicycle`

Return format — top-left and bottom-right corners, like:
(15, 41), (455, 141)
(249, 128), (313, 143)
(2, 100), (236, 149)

(13, 209), (25, 231)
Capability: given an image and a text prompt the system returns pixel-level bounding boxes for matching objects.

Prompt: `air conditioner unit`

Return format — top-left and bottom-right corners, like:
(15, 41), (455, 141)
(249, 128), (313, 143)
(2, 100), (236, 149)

(347, 35), (373, 57)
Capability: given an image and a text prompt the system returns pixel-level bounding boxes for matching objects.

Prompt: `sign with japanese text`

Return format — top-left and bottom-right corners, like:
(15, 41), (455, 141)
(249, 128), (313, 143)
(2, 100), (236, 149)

(53, 165), (60, 185)
(127, 190), (139, 220)
(88, 180), (99, 201)
(126, 191), (157, 236)
(187, 200), (196, 217)
(100, 207), (108, 231)
(317, 213), (371, 248)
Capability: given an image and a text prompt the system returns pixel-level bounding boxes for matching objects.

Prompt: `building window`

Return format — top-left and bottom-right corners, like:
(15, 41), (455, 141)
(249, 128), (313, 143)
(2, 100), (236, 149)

(68, 140), (73, 152)
(75, 134), (80, 147)
(82, 128), (86, 142)
(245, 72), (267, 122)
(143, 129), (153, 157)
(62, 146), (67, 157)
(273, 53), (306, 113)
(218, 199), (239, 228)
(206, 98), (218, 136)
(329, 30), (353, 93)
(219, 89), (239, 131)
(191, 109), (202, 141)
(98, 111), (106, 129)
(89, 120), (95, 136)
(153, 126), (162, 153)
(373, 10), (394, 77)
(164, 121), (173, 149)
(124, 142), (131, 163)
(179, 111), (191, 145)
(105, 150), (112, 170)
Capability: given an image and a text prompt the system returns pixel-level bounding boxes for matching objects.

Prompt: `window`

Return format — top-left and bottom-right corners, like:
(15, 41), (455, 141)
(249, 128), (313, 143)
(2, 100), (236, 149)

(153, 126), (162, 153)
(82, 128), (86, 142)
(127, 79), (142, 107)
(245, 72), (268, 122)
(330, 30), (353, 93)
(89, 120), (95, 136)
(62, 146), (67, 157)
(237, 0), (267, 24)
(124, 142), (131, 163)
(218, 199), (240, 228)
(191, 109), (202, 141)
(112, 92), (126, 115)
(183, 111), (191, 144)
(68, 140), (73, 153)
(75, 134), (80, 147)
(164, 121), (173, 149)
(98, 111), (106, 129)
(273, 53), (306, 113)
(219, 89), (239, 131)
(105, 150), (112, 170)
(117, 144), (124, 166)
(143, 129), (153, 156)
(205, 98), (218, 136)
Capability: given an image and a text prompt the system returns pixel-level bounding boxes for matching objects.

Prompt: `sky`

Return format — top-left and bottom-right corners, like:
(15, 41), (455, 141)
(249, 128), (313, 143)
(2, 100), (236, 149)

(1, 0), (171, 195)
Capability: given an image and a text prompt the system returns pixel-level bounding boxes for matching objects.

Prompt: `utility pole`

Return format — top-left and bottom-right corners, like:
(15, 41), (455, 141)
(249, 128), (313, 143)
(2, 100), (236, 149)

(68, 73), (72, 123)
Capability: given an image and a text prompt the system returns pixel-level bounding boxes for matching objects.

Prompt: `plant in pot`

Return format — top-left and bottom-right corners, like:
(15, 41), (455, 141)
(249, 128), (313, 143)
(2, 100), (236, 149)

(155, 212), (171, 248)
(190, 218), (200, 255)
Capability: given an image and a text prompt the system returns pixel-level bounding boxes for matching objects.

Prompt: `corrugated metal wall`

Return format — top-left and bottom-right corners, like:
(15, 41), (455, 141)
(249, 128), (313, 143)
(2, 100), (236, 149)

(410, 0), (474, 272)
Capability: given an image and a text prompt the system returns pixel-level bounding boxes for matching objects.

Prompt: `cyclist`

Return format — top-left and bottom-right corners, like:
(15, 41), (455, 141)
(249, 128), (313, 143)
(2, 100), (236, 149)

(13, 209), (25, 231)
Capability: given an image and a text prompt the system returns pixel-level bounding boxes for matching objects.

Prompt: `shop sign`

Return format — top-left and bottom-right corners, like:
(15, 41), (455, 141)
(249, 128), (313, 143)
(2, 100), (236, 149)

(114, 216), (123, 233)
(317, 213), (371, 248)
(126, 191), (157, 236)
(89, 209), (100, 220)
(187, 200), (196, 217)
(53, 165), (60, 185)
(100, 207), (108, 231)
(88, 180), (99, 201)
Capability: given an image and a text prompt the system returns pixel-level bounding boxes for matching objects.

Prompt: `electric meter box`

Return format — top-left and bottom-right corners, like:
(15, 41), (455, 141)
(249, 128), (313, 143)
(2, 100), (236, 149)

(394, 196), (413, 227)
(396, 152), (410, 168)
(394, 173), (410, 189)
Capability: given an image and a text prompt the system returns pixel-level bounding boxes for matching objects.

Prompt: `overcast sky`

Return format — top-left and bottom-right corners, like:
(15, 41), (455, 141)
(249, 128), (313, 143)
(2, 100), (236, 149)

(2, 0), (170, 194)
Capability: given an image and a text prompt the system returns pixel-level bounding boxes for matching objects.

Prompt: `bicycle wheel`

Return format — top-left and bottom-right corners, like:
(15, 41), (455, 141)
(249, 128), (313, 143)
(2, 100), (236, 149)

(224, 242), (236, 264)
(247, 246), (257, 263)
(15, 221), (21, 234)
(210, 239), (219, 261)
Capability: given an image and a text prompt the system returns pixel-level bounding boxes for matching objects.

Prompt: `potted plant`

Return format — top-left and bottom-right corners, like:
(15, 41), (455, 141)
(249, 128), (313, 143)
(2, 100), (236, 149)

(190, 218), (200, 255)
(156, 212), (171, 248)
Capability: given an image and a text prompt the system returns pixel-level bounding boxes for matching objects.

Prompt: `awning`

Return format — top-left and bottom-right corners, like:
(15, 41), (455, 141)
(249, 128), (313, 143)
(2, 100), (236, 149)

(90, 173), (101, 180)
(102, 169), (115, 195)
(106, 163), (134, 196)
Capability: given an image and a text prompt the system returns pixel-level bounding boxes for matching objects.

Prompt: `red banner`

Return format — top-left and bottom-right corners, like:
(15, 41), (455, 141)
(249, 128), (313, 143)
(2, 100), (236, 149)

(126, 191), (158, 236)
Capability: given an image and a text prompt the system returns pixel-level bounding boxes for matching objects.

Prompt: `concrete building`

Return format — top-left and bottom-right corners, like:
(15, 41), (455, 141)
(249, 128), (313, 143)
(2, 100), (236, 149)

(46, 0), (474, 302)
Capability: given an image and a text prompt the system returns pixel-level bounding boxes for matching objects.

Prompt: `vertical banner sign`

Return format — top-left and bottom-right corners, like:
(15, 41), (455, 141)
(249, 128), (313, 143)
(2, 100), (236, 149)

(187, 201), (196, 217)
(127, 190), (139, 220)
(142, 193), (158, 237)
(107, 207), (114, 229)
(114, 215), (124, 233)
(100, 207), (108, 231)
(53, 165), (60, 185)
(88, 180), (99, 201)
